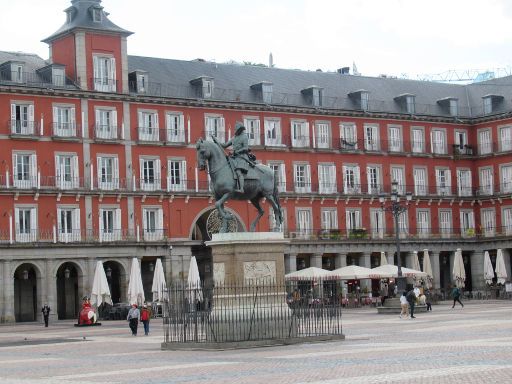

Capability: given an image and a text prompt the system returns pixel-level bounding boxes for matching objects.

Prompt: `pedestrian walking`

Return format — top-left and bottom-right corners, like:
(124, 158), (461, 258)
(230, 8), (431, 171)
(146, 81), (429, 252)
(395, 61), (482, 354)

(406, 288), (417, 319)
(399, 292), (409, 319)
(127, 304), (140, 336)
(41, 304), (51, 327)
(425, 289), (433, 311)
(140, 304), (151, 336)
(451, 286), (464, 308)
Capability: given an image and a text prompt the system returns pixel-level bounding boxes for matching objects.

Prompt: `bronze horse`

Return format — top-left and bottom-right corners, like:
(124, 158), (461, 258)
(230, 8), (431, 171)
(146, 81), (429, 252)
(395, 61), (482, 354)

(196, 138), (283, 233)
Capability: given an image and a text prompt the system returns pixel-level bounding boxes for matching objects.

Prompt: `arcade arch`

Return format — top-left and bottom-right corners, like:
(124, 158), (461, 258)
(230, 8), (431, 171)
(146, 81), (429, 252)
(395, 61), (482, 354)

(13, 263), (41, 322)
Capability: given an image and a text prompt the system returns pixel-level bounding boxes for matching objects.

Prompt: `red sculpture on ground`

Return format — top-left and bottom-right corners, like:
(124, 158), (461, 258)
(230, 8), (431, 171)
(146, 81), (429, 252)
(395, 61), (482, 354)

(76, 296), (101, 326)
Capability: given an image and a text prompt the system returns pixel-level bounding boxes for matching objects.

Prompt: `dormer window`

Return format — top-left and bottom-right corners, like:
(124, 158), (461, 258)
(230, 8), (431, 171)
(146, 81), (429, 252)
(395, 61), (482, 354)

(251, 81), (273, 103)
(394, 93), (416, 114)
(36, 64), (66, 87)
(348, 89), (370, 111)
(482, 94), (504, 115)
(301, 86), (323, 107)
(92, 7), (102, 23)
(129, 70), (148, 94)
(0, 61), (24, 83)
(190, 76), (214, 99)
(437, 97), (458, 117)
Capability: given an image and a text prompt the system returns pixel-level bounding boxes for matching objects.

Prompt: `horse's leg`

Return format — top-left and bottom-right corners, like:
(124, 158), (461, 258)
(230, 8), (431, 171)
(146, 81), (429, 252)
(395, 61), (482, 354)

(265, 194), (283, 228)
(249, 197), (265, 232)
(215, 192), (232, 233)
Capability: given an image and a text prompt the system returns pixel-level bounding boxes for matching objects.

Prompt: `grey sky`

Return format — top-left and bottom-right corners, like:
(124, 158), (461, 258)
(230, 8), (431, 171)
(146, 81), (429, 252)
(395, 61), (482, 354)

(1, 0), (512, 79)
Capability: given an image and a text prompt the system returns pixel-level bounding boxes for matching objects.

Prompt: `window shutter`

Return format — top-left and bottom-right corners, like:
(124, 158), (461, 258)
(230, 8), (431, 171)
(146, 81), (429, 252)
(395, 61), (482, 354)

(342, 165), (348, 190)
(354, 166), (360, 190)
(154, 112), (159, 129)
(155, 159), (161, 188)
(53, 107), (58, 128)
(355, 210), (361, 228)
(74, 208), (81, 238)
(110, 57), (116, 84)
(220, 117), (225, 137)
(30, 208), (37, 239)
(28, 104), (34, 125)
(430, 130), (434, 153)
(70, 107), (76, 130)
(138, 111), (143, 129)
(10, 104), (16, 122)
(306, 164), (311, 191)
(115, 208), (121, 231)
(97, 157), (102, 187)
(181, 160), (187, 189)
(55, 155), (62, 188)
(139, 159), (145, 189)
(72, 155), (79, 187)
(280, 164), (286, 191)
(445, 169), (451, 188)
(112, 110), (118, 133)
(113, 157), (119, 188)
(157, 209), (163, 232)
(345, 210), (351, 233)
(93, 56), (99, 80)
(305, 122), (310, 146)
(99, 209), (104, 235)
(30, 154), (37, 185)
(95, 109), (101, 129)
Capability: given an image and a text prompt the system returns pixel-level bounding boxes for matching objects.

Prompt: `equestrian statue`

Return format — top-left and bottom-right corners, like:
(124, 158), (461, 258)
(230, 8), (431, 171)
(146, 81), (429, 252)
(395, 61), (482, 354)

(196, 122), (283, 233)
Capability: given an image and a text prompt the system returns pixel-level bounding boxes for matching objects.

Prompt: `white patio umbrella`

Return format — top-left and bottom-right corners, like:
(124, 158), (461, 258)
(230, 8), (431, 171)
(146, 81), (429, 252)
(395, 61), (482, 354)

(380, 252), (388, 266)
(90, 260), (112, 307)
(330, 265), (389, 280)
(187, 256), (203, 301)
(496, 249), (508, 285)
(151, 258), (167, 301)
(484, 251), (495, 285)
(411, 251), (421, 272)
(453, 248), (466, 288)
(422, 249), (433, 288)
(127, 258), (145, 305)
(285, 267), (334, 281)
(371, 264), (427, 279)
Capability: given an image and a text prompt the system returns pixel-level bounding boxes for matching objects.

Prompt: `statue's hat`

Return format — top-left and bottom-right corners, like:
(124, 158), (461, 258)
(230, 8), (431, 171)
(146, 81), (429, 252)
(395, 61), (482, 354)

(235, 122), (246, 134)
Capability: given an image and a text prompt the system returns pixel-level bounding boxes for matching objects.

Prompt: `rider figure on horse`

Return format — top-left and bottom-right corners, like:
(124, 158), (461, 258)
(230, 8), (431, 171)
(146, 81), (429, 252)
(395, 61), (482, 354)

(213, 122), (251, 193)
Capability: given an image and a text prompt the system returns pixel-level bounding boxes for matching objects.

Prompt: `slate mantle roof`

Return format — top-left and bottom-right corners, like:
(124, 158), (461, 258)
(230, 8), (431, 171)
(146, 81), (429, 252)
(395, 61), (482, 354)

(42, 0), (132, 43)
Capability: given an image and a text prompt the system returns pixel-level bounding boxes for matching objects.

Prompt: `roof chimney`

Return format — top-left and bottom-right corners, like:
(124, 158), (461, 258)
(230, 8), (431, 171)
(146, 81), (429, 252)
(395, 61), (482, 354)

(269, 52), (273, 68)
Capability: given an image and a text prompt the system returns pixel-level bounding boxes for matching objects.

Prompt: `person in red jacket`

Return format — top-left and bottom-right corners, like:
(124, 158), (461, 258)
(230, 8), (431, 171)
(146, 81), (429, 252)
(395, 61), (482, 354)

(140, 304), (151, 336)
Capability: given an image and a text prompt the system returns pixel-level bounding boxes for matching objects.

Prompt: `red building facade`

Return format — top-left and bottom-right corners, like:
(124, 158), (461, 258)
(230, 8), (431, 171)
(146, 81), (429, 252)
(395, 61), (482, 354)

(0, 0), (511, 322)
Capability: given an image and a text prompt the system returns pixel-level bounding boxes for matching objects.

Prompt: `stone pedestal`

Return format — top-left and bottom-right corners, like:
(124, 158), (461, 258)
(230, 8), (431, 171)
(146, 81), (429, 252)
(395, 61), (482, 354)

(377, 297), (427, 314)
(205, 232), (296, 344)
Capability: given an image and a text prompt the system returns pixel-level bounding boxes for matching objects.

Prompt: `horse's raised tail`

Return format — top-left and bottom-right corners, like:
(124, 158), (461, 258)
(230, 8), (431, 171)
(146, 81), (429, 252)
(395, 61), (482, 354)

(273, 176), (283, 226)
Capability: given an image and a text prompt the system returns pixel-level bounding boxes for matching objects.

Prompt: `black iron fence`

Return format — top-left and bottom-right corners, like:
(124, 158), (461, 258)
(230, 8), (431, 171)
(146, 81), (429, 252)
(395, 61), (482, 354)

(162, 280), (343, 346)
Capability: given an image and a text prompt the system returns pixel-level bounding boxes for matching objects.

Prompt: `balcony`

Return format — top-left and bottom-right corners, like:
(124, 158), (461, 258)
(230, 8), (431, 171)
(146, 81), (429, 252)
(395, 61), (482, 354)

(94, 124), (123, 141)
(91, 78), (118, 93)
(0, 70), (76, 89)
(8, 120), (40, 137)
(52, 122), (80, 139)
(137, 126), (160, 142)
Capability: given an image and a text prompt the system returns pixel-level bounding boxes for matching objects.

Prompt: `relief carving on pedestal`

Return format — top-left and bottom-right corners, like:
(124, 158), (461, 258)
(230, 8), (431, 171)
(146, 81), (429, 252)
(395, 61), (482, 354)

(243, 261), (276, 282)
(213, 263), (225, 284)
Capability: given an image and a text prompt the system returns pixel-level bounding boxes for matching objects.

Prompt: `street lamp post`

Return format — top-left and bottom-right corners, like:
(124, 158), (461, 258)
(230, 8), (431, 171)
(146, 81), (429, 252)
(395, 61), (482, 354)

(379, 181), (412, 293)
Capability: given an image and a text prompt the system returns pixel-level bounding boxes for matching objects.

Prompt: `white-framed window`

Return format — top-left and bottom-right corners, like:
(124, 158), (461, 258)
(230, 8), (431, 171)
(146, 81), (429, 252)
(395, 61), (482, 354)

(449, 99), (458, 117)
(55, 153), (79, 189)
(361, 92), (369, 111)
(269, 207), (286, 233)
(293, 163), (311, 193)
(202, 79), (213, 99)
(321, 209), (338, 231)
(140, 157), (161, 191)
(93, 55), (116, 92)
(264, 119), (282, 146)
(268, 162), (286, 192)
(15, 206), (37, 243)
(396, 211), (409, 238)
(346, 209), (362, 235)
(166, 112), (185, 143)
(439, 210), (452, 238)
(340, 123), (357, 150)
(454, 130), (468, 152)
(435, 168), (451, 195)
(99, 207), (121, 242)
(388, 125), (402, 152)
(343, 165), (361, 194)
(291, 120), (310, 148)
(370, 209), (384, 239)
(478, 129), (492, 155)
(499, 126), (512, 152)
(57, 206), (81, 242)
(431, 129), (447, 154)
(483, 96), (493, 115)
(457, 169), (472, 197)
(367, 165), (381, 194)
(413, 168), (427, 196)
(142, 207), (164, 241)
(138, 110), (159, 141)
(502, 207), (512, 235)
(479, 167), (494, 196)
(416, 209), (430, 238)
(364, 124), (379, 151)
(296, 208), (312, 238)
(262, 83), (273, 103)
(92, 7), (102, 22)
(318, 164), (337, 194)
(411, 127), (424, 153)
(167, 159), (187, 191)
(501, 165), (512, 193)
(13, 152), (37, 188)
(205, 115), (225, 143)
(315, 122), (331, 149)
(12, 63), (24, 83)
(10, 103), (34, 135)
(53, 105), (76, 137)
(95, 108), (118, 140)
(97, 156), (119, 190)
(405, 95), (415, 114)
(460, 210), (475, 237)
(244, 117), (261, 146)
(391, 167), (405, 195)
(481, 209), (495, 237)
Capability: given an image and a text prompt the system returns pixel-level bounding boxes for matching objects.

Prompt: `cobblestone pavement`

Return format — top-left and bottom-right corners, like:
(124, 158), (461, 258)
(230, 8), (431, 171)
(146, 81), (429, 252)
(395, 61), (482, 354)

(0, 301), (511, 384)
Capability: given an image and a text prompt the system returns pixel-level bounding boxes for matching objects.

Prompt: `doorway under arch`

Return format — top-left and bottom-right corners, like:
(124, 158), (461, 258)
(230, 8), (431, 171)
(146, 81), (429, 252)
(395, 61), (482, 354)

(103, 261), (125, 304)
(14, 263), (39, 322)
(56, 262), (81, 320)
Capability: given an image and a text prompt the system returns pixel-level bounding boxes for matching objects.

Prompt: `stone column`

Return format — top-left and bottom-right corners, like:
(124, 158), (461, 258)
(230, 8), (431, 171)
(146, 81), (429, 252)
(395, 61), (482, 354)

(45, 259), (58, 323)
(405, 251), (415, 269)
(284, 253), (297, 274)
(163, 251), (173, 286)
(430, 251), (441, 290)
(504, 249), (512, 279)
(334, 253), (347, 269)
(449, 251), (455, 287)
(310, 253), (323, 269)
(360, 253), (372, 293)
(470, 250), (485, 291)
(2, 261), (14, 323)
(86, 258), (97, 295)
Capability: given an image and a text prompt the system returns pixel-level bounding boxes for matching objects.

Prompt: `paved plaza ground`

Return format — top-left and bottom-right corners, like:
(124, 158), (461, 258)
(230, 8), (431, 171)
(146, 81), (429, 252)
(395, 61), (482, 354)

(0, 301), (511, 383)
